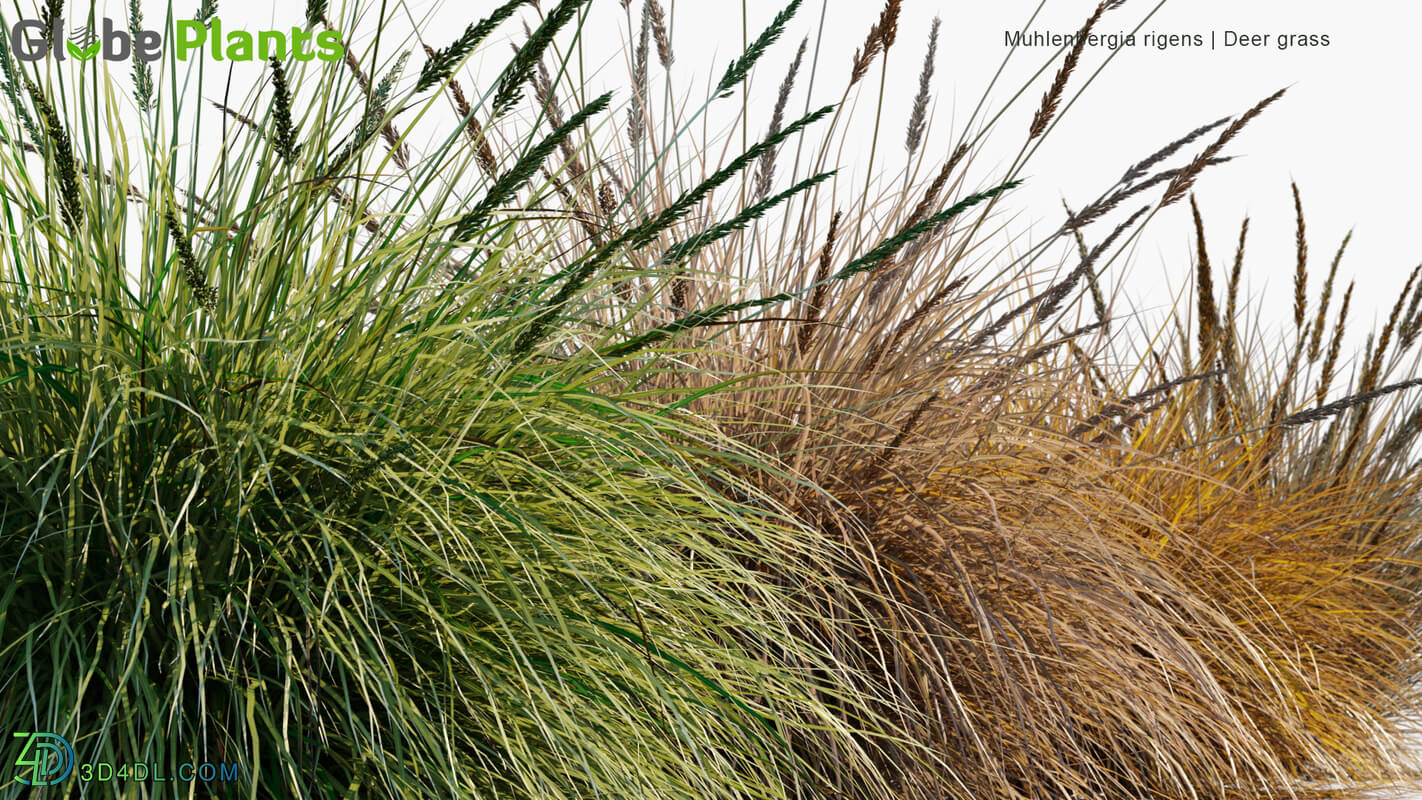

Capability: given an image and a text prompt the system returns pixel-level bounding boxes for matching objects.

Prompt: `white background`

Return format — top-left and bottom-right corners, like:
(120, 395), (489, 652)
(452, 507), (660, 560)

(58, 0), (1422, 345)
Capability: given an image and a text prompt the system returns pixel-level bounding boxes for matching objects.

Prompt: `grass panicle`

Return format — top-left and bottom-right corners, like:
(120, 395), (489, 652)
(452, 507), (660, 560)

(1161, 87), (1287, 206)
(1028, 2), (1107, 140)
(755, 37), (808, 201)
(1293, 181), (1309, 330)
(305, 0), (326, 27)
(903, 17), (939, 158)
(416, 0), (532, 91)
(268, 58), (300, 164)
(163, 208), (217, 311)
(848, 0), (902, 86)
(647, 0), (673, 68)
(716, 0), (803, 98)
(1192, 195), (1220, 362)
(1309, 229), (1351, 361)
(628, 1), (650, 149)
(130, 0), (156, 108)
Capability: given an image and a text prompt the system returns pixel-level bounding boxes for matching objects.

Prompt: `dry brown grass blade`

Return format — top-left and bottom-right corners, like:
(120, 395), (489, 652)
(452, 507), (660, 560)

(863, 277), (969, 374)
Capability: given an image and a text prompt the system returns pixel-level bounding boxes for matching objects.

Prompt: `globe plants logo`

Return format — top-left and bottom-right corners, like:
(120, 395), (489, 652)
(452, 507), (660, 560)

(11, 732), (75, 787)
(7, 15), (344, 62)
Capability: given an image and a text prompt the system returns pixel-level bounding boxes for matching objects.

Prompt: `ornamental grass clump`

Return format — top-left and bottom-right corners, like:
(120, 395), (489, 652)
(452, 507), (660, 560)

(0, 2), (907, 798)
(1097, 191), (1422, 792)
(574, 2), (1422, 797)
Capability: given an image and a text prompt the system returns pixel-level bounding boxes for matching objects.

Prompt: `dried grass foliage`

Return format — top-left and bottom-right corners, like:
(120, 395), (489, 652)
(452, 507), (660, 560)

(684, 213), (1422, 798)
(602, 3), (1422, 795)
